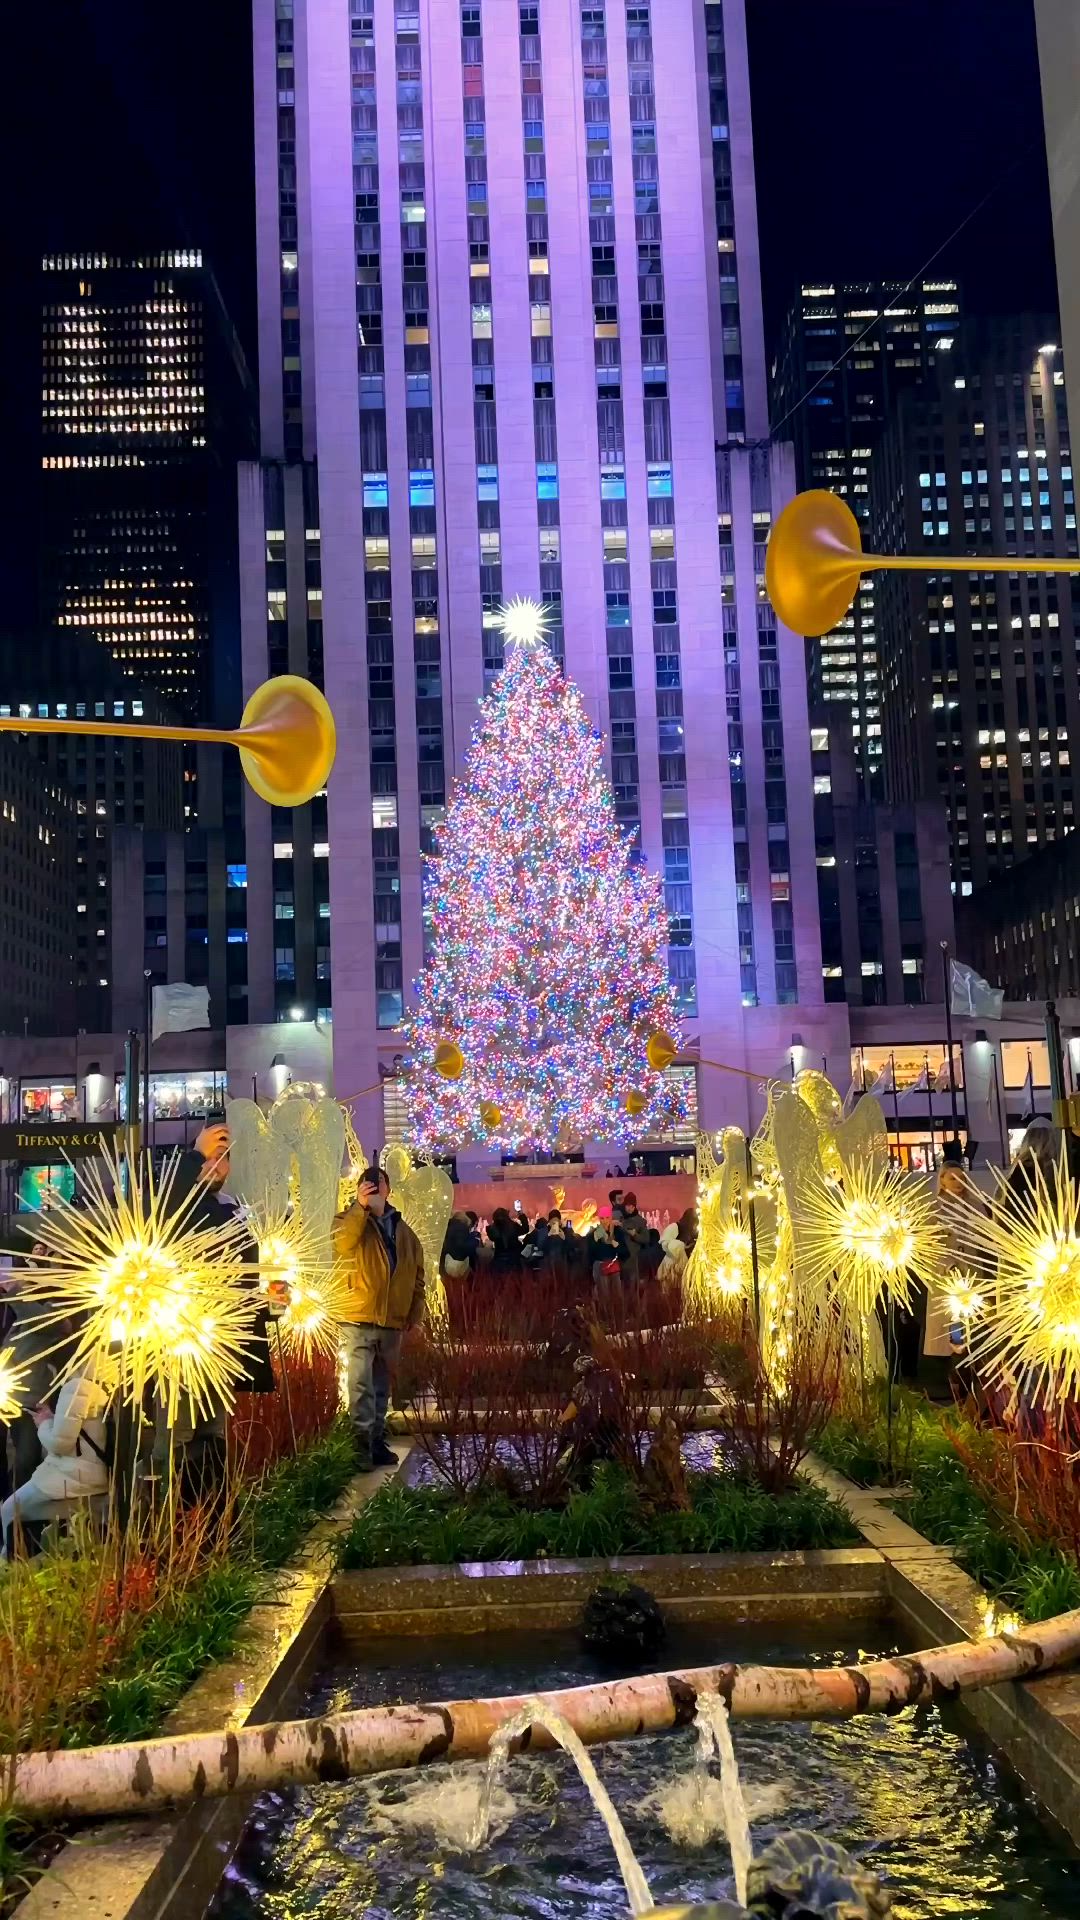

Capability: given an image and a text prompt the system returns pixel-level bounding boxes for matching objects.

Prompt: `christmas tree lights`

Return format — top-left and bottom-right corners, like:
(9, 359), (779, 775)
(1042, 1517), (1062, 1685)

(402, 600), (684, 1152)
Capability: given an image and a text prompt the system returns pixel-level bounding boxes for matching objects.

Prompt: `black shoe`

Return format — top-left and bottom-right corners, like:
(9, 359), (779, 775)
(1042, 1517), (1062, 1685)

(353, 1440), (375, 1474)
(371, 1440), (399, 1468)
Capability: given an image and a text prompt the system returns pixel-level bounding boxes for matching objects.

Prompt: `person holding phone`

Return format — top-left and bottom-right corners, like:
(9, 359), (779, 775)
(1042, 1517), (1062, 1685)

(332, 1165), (426, 1472)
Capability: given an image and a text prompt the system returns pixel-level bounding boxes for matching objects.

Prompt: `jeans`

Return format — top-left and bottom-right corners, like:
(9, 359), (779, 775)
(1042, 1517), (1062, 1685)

(342, 1323), (402, 1452)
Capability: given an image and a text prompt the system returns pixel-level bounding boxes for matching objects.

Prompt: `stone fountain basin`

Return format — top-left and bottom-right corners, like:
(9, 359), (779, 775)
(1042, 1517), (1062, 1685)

(19, 1455), (1080, 1918)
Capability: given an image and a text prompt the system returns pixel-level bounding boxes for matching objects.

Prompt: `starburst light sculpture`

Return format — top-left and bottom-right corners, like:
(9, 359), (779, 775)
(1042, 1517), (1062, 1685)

(799, 1156), (946, 1320)
(20, 1149), (259, 1422)
(958, 1142), (1080, 1407)
(0, 1347), (27, 1422)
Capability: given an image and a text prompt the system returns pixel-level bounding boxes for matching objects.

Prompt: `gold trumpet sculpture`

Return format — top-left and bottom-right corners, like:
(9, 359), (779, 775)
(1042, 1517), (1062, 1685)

(0, 673), (336, 808)
(766, 488), (1080, 636)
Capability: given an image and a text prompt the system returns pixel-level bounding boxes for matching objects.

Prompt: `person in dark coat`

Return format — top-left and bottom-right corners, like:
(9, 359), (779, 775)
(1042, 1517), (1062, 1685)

(159, 1120), (275, 1508)
(487, 1206), (525, 1276)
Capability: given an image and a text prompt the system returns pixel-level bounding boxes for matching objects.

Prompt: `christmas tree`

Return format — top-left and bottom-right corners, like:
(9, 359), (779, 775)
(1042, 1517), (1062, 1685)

(402, 599), (684, 1153)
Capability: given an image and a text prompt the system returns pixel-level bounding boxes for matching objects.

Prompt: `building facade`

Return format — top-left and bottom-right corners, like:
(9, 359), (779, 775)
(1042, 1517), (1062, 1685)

(770, 279), (962, 797)
(0, 632), (184, 1031)
(0, 738), (78, 1038)
(239, 0), (845, 1146)
(809, 707), (954, 1009)
(871, 314), (1077, 898)
(40, 250), (254, 727)
(1036, 2), (1080, 440)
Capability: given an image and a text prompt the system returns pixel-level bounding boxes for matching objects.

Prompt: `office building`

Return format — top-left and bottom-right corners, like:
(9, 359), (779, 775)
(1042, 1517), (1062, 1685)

(1036, 4), (1080, 435)
(0, 631), (184, 1030)
(238, 0), (846, 1147)
(0, 738), (78, 1038)
(40, 249), (255, 725)
(965, 832), (1080, 1003)
(770, 279), (962, 795)
(871, 314), (1078, 898)
(810, 707), (954, 1008)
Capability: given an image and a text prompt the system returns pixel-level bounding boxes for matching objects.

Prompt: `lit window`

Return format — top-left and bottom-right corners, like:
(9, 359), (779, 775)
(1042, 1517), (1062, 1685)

(471, 303), (493, 339)
(372, 795), (398, 829)
(412, 534), (437, 562)
(273, 841), (294, 858)
(813, 774), (831, 795)
(409, 468), (435, 507)
(363, 471), (389, 508)
(536, 462), (558, 500)
(477, 464), (499, 502)
(313, 842), (330, 858)
(601, 466), (626, 501)
(365, 535), (390, 568)
(539, 528), (560, 563)
(603, 528), (628, 562)
(530, 301), (552, 338)
(647, 462), (673, 498)
(479, 529), (502, 563)
(650, 527), (675, 561)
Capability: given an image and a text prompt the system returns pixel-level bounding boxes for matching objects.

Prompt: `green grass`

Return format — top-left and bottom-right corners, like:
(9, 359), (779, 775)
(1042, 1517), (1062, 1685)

(336, 1462), (859, 1571)
(55, 1419), (359, 1750)
(904, 1447), (1080, 1624)
(242, 1417), (357, 1568)
(820, 1390), (1080, 1624)
(815, 1385), (955, 1487)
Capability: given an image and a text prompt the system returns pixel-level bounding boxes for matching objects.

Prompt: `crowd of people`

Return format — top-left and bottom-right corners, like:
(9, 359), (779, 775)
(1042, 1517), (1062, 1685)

(4, 1111), (1072, 1555)
(440, 1188), (698, 1289)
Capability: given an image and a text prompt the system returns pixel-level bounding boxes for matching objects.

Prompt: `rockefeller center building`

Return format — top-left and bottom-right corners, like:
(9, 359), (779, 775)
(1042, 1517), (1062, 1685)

(239, 0), (845, 1144)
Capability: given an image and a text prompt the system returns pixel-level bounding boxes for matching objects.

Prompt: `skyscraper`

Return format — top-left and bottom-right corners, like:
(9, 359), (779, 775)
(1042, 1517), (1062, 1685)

(871, 315), (1077, 897)
(241, 0), (846, 1145)
(771, 279), (962, 795)
(40, 250), (254, 726)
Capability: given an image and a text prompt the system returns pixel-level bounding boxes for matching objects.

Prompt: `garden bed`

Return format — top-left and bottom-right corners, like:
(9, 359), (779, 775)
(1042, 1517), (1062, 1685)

(335, 1459), (859, 1571)
(816, 1386), (1080, 1623)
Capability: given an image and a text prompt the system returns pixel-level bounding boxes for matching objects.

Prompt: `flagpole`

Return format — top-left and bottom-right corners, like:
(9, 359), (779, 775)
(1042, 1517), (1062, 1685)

(924, 1051), (937, 1169)
(940, 941), (960, 1142)
(143, 970), (153, 1165)
(889, 1052), (902, 1166)
(1046, 998), (1069, 1128)
(990, 1045), (1008, 1165)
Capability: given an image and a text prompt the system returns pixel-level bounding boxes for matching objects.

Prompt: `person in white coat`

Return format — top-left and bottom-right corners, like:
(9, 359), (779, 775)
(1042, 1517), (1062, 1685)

(1, 1361), (110, 1553)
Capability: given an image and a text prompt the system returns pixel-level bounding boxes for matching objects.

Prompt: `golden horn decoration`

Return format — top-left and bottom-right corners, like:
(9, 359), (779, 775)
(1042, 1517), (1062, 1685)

(766, 488), (1080, 636)
(0, 673), (336, 809)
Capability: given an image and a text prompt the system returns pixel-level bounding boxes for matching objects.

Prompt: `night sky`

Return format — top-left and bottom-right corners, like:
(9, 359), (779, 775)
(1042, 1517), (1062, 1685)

(748, 0), (1057, 351)
(2, 0), (1058, 619)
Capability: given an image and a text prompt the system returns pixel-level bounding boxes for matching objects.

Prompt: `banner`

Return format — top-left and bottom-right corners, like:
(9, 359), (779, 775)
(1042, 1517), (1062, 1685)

(0, 1121), (124, 1162)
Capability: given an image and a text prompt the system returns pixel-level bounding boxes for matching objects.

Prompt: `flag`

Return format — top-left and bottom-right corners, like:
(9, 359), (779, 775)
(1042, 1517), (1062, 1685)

(1022, 1049), (1035, 1119)
(949, 959), (1004, 1021)
(898, 1064), (931, 1110)
(871, 1056), (893, 1095)
(934, 1056), (957, 1093)
(152, 983), (210, 1042)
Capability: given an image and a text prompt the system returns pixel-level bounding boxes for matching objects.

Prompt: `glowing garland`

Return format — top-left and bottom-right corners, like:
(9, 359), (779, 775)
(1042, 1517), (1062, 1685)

(402, 600), (684, 1152)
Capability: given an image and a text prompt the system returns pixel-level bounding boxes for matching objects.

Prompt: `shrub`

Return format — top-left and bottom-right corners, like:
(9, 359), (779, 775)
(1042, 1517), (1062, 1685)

(229, 1344), (341, 1477)
(336, 1461), (857, 1570)
(710, 1316), (844, 1495)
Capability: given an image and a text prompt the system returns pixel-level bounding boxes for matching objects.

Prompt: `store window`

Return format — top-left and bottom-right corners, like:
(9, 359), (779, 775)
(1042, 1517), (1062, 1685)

(116, 1072), (227, 1121)
(20, 1083), (78, 1121)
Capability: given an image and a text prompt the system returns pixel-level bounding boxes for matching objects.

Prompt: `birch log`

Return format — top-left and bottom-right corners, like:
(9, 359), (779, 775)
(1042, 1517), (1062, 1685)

(11, 1607), (1080, 1823)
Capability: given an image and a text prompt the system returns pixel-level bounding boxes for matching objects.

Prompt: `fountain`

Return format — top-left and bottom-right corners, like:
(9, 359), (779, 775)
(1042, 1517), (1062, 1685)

(478, 1696), (656, 1915)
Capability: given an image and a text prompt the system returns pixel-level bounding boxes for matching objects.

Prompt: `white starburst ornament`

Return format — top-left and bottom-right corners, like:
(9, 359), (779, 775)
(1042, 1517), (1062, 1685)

(496, 595), (550, 650)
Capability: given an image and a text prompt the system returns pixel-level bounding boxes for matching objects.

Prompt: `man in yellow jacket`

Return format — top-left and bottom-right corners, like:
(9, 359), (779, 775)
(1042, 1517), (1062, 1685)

(332, 1163), (426, 1471)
